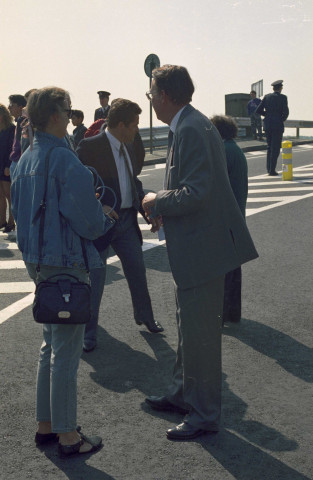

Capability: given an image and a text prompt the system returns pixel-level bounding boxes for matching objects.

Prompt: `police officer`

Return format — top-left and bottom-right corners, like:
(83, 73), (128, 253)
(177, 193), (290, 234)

(94, 91), (111, 121)
(256, 80), (289, 176)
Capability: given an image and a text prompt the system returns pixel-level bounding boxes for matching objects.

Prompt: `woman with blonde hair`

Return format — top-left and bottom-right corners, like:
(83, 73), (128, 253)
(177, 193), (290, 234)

(0, 104), (15, 231)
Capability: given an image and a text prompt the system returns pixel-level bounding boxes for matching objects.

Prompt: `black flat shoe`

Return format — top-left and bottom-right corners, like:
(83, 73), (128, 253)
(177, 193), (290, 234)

(166, 422), (214, 440)
(145, 396), (189, 415)
(35, 432), (58, 445)
(136, 318), (164, 333)
(58, 433), (102, 458)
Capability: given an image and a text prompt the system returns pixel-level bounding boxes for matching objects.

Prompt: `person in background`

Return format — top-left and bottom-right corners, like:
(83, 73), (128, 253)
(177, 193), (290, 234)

(9, 91), (36, 177)
(256, 80), (289, 176)
(11, 86), (109, 457)
(247, 90), (262, 140)
(71, 110), (87, 149)
(211, 115), (248, 324)
(94, 91), (111, 121)
(0, 104), (15, 231)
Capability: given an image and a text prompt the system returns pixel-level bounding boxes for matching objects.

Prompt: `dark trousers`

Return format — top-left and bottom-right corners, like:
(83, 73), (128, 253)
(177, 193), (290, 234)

(223, 267), (242, 323)
(166, 276), (224, 431)
(265, 129), (283, 173)
(84, 208), (154, 347)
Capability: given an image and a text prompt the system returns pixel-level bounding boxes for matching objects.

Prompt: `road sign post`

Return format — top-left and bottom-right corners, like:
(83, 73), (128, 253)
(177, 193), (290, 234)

(144, 54), (160, 153)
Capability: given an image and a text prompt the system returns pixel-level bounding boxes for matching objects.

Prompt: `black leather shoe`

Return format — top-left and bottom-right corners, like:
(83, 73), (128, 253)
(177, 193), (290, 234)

(268, 171), (279, 176)
(167, 422), (213, 440)
(136, 318), (164, 333)
(145, 396), (189, 415)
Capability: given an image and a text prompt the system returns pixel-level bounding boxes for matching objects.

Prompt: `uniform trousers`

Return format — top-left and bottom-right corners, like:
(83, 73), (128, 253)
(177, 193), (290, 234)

(166, 275), (224, 431)
(265, 128), (283, 174)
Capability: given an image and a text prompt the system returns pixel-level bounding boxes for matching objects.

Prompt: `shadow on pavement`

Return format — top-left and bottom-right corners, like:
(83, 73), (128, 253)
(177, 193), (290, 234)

(82, 327), (176, 395)
(43, 447), (116, 480)
(199, 429), (310, 480)
(223, 318), (312, 383)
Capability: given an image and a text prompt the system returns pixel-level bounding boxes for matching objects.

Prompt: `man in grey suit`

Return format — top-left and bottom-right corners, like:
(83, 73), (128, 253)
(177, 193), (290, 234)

(142, 65), (258, 441)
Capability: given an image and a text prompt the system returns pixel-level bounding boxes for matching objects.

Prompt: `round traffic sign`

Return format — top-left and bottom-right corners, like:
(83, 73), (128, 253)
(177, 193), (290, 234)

(144, 54), (160, 77)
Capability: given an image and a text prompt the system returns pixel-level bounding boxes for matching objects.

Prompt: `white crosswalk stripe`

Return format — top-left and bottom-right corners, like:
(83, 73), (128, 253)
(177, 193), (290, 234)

(246, 164), (313, 216)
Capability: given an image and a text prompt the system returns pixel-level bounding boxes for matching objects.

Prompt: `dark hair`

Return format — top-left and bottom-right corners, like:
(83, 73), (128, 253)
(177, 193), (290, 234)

(107, 98), (141, 128)
(24, 89), (37, 101)
(152, 65), (194, 105)
(250, 90), (256, 95)
(210, 115), (238, 140)
(8, 94), (27, 107)
(0, 104), (14, 129)
(71, 109), (84, 121)
(27, 87), (69, 130)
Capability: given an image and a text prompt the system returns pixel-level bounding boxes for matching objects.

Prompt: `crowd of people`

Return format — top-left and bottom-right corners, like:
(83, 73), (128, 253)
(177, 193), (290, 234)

(2, 66), (265, 458)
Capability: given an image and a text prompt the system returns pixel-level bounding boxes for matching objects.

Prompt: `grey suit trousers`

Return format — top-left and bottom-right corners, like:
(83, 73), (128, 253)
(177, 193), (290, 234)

(167, 275), (224, 431)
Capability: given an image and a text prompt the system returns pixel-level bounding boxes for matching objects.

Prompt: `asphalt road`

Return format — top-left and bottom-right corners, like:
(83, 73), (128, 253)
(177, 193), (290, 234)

(1, 146), (313, 480)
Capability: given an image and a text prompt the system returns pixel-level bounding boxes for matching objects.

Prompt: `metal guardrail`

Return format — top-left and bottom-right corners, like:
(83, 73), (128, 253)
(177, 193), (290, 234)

(234, 117), (313, 139)
(139, 118), (313, 150)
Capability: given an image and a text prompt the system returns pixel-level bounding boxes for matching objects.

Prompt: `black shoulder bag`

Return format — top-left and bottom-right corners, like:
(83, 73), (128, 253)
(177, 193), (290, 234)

(32, 147), (91, 325)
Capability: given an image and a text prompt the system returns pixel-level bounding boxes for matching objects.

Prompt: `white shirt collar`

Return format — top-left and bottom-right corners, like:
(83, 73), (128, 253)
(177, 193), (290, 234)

(106, 129), (121, 153)
(169, 105), (187, 133)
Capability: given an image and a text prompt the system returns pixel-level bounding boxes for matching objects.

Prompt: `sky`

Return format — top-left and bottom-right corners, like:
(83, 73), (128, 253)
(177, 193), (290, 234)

(1, 0), (313, 134)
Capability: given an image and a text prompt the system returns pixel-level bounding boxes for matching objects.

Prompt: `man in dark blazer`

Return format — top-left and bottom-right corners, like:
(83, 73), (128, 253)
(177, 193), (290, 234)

(94, 91), (111, 121)
(142, 65), (258, 441)
(77, 99), (163, 352)
(256, 80), (289, 175)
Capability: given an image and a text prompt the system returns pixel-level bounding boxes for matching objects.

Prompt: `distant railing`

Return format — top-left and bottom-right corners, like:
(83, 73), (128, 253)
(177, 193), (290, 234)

(233, 117), (313, 139)
(139, 119), (313, 151)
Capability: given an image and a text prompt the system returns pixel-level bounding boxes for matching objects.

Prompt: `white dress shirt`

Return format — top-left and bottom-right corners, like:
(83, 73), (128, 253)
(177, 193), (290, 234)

(106, 130), (133, 208)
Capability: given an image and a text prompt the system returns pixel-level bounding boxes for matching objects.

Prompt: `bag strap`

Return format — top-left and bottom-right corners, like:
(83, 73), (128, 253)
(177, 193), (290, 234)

(36, 147), (90, 273)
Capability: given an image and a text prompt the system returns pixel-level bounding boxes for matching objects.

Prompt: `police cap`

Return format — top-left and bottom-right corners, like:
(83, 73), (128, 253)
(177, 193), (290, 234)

(271, 80), (283, 87)
(97, 91), (111, 98)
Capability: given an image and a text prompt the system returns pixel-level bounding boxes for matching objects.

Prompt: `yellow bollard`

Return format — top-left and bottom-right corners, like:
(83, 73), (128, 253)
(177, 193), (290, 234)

(282, 140), (293, 181)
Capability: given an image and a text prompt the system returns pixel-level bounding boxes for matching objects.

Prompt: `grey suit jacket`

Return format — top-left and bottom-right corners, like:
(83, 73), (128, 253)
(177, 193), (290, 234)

(155, 104), (258, 289)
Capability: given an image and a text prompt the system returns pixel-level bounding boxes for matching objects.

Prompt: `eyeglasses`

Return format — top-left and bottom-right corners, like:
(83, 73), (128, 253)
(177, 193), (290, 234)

(63, 109), (72, 119)
(146, 91), (153, 101)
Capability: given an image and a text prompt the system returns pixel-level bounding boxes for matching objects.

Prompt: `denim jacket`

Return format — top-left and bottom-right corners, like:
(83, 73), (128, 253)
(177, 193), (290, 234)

(11, 131), (109, 269)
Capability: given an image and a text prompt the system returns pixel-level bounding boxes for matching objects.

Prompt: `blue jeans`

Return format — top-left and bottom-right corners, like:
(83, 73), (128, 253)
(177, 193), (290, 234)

(84, 208), (154, 348)
(26, 263), (88, 433)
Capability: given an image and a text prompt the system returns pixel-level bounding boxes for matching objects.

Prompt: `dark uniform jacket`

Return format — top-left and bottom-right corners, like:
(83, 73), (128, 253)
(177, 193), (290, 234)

(94, 105), (110, 122)
(256, 92), (289, 132)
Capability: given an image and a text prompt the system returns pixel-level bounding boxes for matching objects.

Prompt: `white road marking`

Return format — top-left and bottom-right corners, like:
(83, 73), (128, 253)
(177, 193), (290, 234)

(246, 196), (300, 202)
(0, 282), (34, 293)
(0, 293), (34, 324)
(247, 151), (266, 156)
(0, 260), (25, 269)
(246, 191), (313, 217)
(248, 187), (313, 193)
(0, 243), (18, 250)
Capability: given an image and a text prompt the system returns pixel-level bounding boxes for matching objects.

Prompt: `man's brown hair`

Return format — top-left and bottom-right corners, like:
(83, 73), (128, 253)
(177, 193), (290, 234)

(107, 98), (141, 128)
(152, 65), (194, 105)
